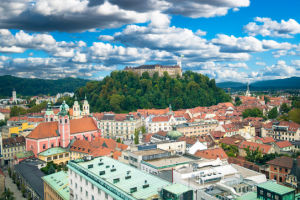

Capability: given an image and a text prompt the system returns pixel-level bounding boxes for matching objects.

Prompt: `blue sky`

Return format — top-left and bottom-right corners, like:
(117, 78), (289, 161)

(0, 0), (300, 82)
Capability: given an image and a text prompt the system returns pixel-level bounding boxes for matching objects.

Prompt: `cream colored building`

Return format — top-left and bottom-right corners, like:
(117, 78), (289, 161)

(124, 64), (182, 78)
(176, 120), (218, 137)
(96, 113), (143, 140)
(156, 140), (186, 155)
(261, 121), (300, 142)
(38, 147), (70, 165)
(1, 136), (26, 165)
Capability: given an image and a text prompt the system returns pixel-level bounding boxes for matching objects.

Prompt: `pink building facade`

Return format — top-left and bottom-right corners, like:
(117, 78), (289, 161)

(26, 101), (100, 156)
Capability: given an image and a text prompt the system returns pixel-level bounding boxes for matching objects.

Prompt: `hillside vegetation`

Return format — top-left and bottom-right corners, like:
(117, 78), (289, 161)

(76, 71), (231, 113)
(0, 75), (89, 97)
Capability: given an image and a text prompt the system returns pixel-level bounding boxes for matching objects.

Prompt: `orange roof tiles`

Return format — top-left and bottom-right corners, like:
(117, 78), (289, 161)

(0, 108), (10, 113)
(137, 108), (170, 116)
(27, 117), (98, 139)
(151, 115), (171, 122)
(70, 117), (98, 134)
(27, 121), (58, 139)
(239, 141), (272, 154)
(255, 136), (275, 144)
(276, 141), (293, 148)
(194, 148), (228, 160)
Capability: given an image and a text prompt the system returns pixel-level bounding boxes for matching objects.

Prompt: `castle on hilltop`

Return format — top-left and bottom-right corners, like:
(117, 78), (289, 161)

(124, 58), (183, 78)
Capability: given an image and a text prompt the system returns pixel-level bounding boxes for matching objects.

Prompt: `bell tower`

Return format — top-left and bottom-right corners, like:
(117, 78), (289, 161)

(58, 101), (70, 148)
(82, 95), (90, 116)
(72, 96), (81, 119)
(45, 102), (55, 122)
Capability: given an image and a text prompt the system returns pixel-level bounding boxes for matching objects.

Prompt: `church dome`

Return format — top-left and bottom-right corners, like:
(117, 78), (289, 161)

(167, 130), (183, 140)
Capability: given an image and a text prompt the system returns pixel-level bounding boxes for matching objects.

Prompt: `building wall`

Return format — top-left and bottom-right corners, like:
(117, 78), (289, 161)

(39, 152), (70, 165)
(176, 121), (218, 137)
(2, 145), (26, 162)
(269, 165), (290, 183)
(98, 119), (142, 140)
(70, 151), (87, 160)
(157, 141), (186, 155)
(69, 168), (115, 200)
(44, 182), (64, 200)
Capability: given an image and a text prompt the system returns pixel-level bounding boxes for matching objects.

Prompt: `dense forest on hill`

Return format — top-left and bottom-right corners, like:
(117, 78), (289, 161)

(0, 75), (89, 97)
(76, 71), (231, 113)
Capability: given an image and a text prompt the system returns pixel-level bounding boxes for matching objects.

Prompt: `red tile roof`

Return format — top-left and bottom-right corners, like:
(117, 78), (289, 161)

(267, 156), (293, 169)
(70, 117), (98, 134)
(151, 115), (172, 122)
(275, 141), (293, 148)
(0, 108), (10, 113)
(255, 136), (275, 144)
(219, 136), (244, 147)
(70, 137), (127, 159)
(239, 141), (272, 154)
(194, 148), (228, 160)
(211, 131), (226, 139)
(27, 121), (58, 139)
(27, 117), (98, 139)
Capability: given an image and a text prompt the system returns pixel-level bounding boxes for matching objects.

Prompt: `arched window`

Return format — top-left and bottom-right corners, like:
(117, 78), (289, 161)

(65, 119), (68, 123)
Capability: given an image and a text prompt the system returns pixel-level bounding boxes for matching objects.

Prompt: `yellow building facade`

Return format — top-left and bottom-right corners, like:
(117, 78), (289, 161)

(38, 147), (70, 165)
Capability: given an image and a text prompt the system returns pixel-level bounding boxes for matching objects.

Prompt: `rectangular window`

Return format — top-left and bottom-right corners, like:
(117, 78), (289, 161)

(86, 191), (88, 197)
(105, 193), (108, 199)
(43, 144), (46, 149)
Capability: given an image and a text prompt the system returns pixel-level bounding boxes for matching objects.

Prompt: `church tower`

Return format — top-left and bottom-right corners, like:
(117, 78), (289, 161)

(45, 102), (55, 122)
(12, 89), (17, 103)
(245, 82), (251, 97)
(72, 96), (81, 119)
(82, 95), (90, 116)
(58, 101), (70, 148)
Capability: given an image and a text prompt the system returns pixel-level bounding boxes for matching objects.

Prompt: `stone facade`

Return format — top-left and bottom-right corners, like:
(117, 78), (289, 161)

(124, 64), (182, 78)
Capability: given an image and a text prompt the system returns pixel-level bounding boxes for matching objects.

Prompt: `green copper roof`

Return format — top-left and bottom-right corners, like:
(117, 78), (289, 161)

(42, 171), (69, 200)
(38, 147), (67, 157)
(68, 156), (176, 200)
(16, 151), (34, 159)
(257, 181), (295, 195)
(167, 130), (182, 139)
(161, 183), (191, 195)
(59, 101), (69, 116)
(237, 192), (258, 200)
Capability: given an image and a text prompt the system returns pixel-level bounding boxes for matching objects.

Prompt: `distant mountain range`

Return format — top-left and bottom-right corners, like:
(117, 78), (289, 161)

(0, 75), (89, 97)
(217, 77), (300, 90)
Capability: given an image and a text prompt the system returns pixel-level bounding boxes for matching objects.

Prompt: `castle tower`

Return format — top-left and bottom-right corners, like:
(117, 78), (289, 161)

(45, 102), (55, 122)
(82, 95), (90, 116)
(58, 101), (70, 148)
(12, 89), (16, 103)
(72, 96), (81, 119)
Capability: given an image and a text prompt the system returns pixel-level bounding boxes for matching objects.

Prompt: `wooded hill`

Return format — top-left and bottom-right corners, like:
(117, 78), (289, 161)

(76, 71), (231, 113)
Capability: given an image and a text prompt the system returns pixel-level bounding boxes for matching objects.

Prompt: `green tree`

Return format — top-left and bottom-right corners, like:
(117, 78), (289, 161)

(0, 188), (15, 200)
(245, 147), (263, 163)
(134, 129), (139, 145)
(242, 108), (263, 118)
(288, 109), (300, 124)
(280, 103), (290, 114)
(264, 96), (270, 104)
(75, 71), (231, 113)
(268, 107), (278, 119)
(234, 96), (242, 106)
(116, 138), (121, 143)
